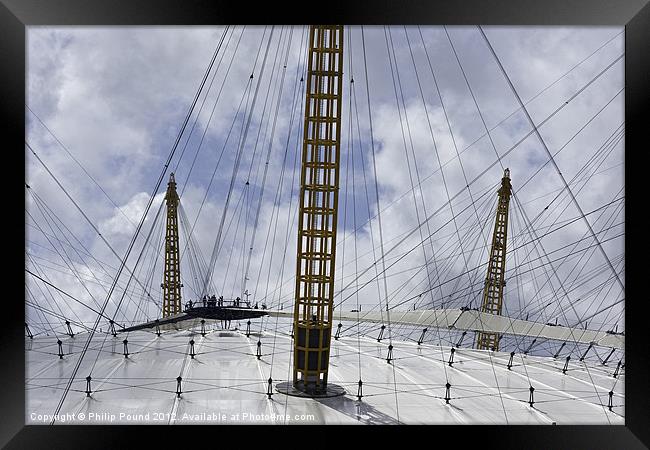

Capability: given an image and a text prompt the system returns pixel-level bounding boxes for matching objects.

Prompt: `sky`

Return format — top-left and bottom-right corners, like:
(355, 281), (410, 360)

(25, 26), (625, 353)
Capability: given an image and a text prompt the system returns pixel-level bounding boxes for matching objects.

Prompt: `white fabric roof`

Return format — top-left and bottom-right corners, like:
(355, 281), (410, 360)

(26, 319), (624, 425)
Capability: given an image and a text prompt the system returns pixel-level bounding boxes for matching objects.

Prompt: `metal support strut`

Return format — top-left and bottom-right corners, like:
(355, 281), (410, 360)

(377, 325), (386, 342)
(290, 25), (344, 396)
(608, 391), (614, 411)
(579, 343), (593, 362)
(448, 347), (455, 367)
(418, 328), (427, 346)
(65, 320), (74, 338)
(507, 351), (515, 370)
(524, 338), (537, 355)
(25, 323), (33, 339)
(161, 173), (183, 317)
(602, 348), (616, 365)
(189, 339), (196, 359)
(176, 376), (182, 398)
(85, 376), (92, 397)
(455, 331), (466, 348)
(57, 339), (64, 359)
(476, 169), (512, 351)
(334, 323), (342, 340)
(562, 355), (570, 374)
(123, 339), (129, 358)
(109, 320), (117, 337)
(386, 344), (394, 363)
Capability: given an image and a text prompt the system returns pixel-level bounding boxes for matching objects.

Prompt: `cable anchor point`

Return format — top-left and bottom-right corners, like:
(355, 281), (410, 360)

(608, 391), (614, 411)
(334, 323), (342, 340)
(65, 320), (74, 338)
(377, 324), (386, 342)
(176, 376), (183, 398)
(267, 378), (273, 399)
(562, 355), (570, 374)
(455, 331), (466, 348)
(85, 376), (92, 397)
(418, 328), (427, 346)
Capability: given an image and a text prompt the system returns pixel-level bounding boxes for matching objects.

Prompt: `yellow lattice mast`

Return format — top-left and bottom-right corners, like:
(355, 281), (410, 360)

(476, 168), (512, 351)
(290, 25), (344, 395)
(161, 173), (182, 317)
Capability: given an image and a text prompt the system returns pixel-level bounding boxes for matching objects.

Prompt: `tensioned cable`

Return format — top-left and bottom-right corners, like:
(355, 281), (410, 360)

(404, 30), (506, 406)
(179, 26), (246, 197)
(443, 26), (622, 341)
(361, 25), (400, 424)
(25, 106), (139, 233)
(478, 26), (623, 297)
(449, 27), (623, 415)
(25, 224), (164, 303)
(507, 124), (624, 322)
(43, 31), (226, 423)
(511, 130), (624, 325)
(282, 28), (624, 282)
(25, 252), (80, 332)
(233, 27), (288, 303)
(25, 269), (117, 325)
(369, 196), (624, 315)
(24, 212), (97, 329)
(354, 31), (624, 354)
(418, 27), (494, 307)
(25, 285), (60, 338)
(28, 187), (153, 324)
(203, 27), (276, 296)
(172, 26), (231, 174)
(242, 26), (293, 300)
(247, 47), (624, 312)
(26, 148), (167, 321)
(179, 80), (254, 297)
(262, 29), (304, 381)
(383, 27), (453, 392)
(348, 25), (364, 383)
(331, 64), (608, 313)
(25, 196), (104, 313)
(455, 31), (622, 416)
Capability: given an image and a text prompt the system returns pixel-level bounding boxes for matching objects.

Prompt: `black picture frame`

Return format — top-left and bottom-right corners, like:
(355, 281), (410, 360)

(3, 0), (647, 448)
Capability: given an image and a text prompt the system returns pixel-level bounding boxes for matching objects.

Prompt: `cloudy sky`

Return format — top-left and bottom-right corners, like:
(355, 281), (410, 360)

(25, 26), (624, 352)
